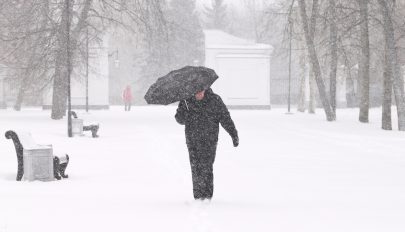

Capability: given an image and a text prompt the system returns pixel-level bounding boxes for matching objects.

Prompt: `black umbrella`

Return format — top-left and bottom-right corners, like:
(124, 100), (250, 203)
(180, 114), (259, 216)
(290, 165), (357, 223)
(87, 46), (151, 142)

(144, 66), (219, 105)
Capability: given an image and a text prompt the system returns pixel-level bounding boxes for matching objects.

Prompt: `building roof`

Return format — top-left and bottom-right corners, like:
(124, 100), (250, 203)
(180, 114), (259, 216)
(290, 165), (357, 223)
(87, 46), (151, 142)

(204, 30), (273, 51)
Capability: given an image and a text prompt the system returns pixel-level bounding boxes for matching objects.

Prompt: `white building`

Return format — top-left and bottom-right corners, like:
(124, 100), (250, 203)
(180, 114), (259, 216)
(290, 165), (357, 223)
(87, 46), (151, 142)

(204, 30), (273, 109)
(41, 30), (273, 109)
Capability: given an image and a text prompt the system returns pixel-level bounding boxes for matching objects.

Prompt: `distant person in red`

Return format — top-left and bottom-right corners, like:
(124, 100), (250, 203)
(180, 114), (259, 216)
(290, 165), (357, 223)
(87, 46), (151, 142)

(122, 85), (132, 111)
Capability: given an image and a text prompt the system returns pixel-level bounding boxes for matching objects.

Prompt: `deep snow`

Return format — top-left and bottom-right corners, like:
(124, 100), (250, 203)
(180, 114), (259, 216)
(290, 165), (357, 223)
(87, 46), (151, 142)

(0, 106), (404, 232)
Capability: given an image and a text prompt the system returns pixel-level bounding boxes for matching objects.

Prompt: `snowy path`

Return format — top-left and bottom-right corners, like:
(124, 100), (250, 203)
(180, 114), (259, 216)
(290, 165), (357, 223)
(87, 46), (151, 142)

(0, 106), (404, 232)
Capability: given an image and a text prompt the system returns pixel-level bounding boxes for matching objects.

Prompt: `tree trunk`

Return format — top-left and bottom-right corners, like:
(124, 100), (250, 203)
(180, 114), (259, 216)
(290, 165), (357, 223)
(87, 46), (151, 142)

(298, 0), (335, 121)
(51, 1), (70, 120)
(345, 66), (357, 108)
(329, 0), (338, 117)
(309, 64), (316, 113)
(13, 70), (29, 111)
(14, 56), (37, 111)
(400, 66), (405, 94)
(14, 80), (26, 111)
(358, 0), (370, 123)
(308, 0), (319, 114)
(298, 51), (307, 112)
(51, 52), (68, 119)
(378, 0), (405, 131)
(51, 0), (92, 120)
(382, 44), (393, 130)
(340, 44), (357, 108)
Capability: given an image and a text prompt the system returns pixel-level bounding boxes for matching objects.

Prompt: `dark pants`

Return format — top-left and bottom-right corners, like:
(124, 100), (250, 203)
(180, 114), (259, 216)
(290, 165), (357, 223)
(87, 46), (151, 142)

(187, 142), (217, 200)
(125, 102), (131, 111)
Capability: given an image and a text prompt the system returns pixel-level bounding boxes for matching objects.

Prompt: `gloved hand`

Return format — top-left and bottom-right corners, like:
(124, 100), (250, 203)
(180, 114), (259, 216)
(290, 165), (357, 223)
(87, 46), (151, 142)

(232, 136), (239, 147)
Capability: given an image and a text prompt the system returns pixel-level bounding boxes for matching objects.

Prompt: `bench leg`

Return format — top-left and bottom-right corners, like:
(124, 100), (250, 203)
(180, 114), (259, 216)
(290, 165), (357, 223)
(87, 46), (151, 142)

(17, 155), (23, 181)
(53, 157), (61, 180)
(53, 155), (69, 180)
(91, 126), (99, 138)
(59, 155), (69, 178)
(83, 125), (99, 138)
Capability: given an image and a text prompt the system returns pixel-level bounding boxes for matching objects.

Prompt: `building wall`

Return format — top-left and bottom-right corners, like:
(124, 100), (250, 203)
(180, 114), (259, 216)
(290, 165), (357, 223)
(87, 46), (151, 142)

(205, 47), (272, 108)
(107, 28), (142, 105)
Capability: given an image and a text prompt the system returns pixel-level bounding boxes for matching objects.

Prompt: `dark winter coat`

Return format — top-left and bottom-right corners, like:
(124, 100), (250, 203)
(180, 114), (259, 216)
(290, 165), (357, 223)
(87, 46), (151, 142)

(175, 88), (238, 147)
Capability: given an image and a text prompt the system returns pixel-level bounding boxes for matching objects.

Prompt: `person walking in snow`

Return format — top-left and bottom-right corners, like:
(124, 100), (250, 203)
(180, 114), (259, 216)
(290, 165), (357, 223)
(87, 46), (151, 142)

(123, 85), (132, 111)
(175, 88), (239, 201)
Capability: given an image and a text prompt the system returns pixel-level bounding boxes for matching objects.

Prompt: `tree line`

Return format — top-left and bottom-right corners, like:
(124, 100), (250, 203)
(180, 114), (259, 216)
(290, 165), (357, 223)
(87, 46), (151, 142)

(1, 0), (404, 132)
(0, 0), (207, 119)
(282, 0), (405, 130)
(198, 0), (405, 131)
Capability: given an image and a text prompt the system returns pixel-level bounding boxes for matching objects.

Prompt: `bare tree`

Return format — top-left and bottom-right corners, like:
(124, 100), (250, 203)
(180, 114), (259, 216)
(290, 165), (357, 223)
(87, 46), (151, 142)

(297, 44), (307, 112)
(0, 1), (54, 110)
(382, 42), (393, 130)
(51, 0), (76, 120)
(358, 0), (370, 123)
(307, 0), (319, 114)
(329, 0), (338, 117)
(0, 0), (169, 119)
(298, 0), (335, 121)
(377, 0), (405, 130)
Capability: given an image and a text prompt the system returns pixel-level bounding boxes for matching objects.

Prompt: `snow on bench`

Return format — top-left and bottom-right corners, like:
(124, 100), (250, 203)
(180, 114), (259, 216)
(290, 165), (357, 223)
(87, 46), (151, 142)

(5, 130), (69, 181)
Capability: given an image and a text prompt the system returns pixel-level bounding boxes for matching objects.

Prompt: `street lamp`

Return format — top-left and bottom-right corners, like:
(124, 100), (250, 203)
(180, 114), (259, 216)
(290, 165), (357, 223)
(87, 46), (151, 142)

(66, 0), (72, 137)
(109, 49), (120, 68)
(86, 27), (89, 112)
(114, 58), (120, 68)
(268, 9), (294, 114)
(287, 16), (293, 114)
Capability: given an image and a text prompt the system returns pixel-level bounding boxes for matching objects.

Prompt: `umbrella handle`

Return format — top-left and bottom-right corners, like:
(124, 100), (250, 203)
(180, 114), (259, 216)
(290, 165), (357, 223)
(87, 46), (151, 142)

(184, 100), (189, 111)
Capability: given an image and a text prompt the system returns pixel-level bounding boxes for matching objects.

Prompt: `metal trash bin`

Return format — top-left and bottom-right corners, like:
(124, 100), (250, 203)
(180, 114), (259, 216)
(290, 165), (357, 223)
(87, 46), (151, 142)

(23, 145), (54, 181)
(72, 118), (84, 136)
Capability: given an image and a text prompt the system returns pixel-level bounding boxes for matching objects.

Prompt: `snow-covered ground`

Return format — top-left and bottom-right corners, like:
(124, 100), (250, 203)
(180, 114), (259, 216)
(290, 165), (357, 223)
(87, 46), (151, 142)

(0, 106), (404, 232)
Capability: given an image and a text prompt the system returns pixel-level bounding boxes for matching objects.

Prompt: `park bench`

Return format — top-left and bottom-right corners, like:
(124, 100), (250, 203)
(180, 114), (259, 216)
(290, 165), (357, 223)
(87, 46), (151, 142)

(71, 111), (99, 138)
(5, 130), (69, 181)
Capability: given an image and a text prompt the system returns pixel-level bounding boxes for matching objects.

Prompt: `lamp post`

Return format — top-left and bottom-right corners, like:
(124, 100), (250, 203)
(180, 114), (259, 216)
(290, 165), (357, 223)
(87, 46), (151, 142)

(108, 49), (120, 107)
(269, 9), (295, 114)
(109, 49), (120, 68)
(86, 27), (89, 112)
(66, 0), (72, 137)
(287, 16), (293, 114)
(114, 52), (120, 68)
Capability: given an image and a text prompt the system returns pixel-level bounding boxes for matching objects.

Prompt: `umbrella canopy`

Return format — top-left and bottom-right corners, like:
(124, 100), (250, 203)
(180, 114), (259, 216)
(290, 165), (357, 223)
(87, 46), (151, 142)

(144, 66), (219, 105)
